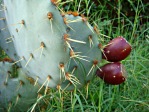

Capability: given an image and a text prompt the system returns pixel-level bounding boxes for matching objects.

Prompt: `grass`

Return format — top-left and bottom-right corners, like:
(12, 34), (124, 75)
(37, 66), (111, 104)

(37, 0), (149, 111)
(49, 0), (149, 112)
(1, 0), (149, 112)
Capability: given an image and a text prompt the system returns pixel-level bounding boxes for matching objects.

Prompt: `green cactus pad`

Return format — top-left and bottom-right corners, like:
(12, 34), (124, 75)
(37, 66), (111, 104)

(2, 0), (102, 91)
(0, 62), (38, 112)
(3, 0), (70, 88)
(60, 14), (102, 90)
(0, 2), (19, 61)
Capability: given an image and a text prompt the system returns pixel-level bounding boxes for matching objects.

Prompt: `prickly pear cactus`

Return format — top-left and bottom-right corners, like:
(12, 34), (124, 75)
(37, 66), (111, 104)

(1, 0), (102, 91)
(60, 14), (102, 90)
(0, 62), (38, 112)
(2, 0), (70, 89)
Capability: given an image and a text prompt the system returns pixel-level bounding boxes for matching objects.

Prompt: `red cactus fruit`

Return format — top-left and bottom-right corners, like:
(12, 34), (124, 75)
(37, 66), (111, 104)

(102, 36), (132, 62)
(96, 62), (126, 85)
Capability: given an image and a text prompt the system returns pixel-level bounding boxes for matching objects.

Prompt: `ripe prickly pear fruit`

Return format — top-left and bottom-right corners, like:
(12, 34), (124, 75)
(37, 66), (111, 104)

(96, 62), (126, 85)
(102, 36), (132, 62)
